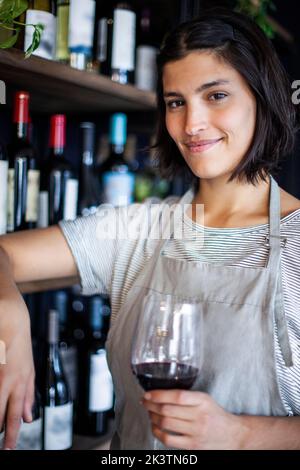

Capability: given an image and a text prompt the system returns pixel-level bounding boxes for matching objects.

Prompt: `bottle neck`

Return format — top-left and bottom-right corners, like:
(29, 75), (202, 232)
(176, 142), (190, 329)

(82, 150), (94, 167)
(50, 146), (65, 157)
(110, 143), (125, 155)
(48, 343), (65, 377)
(115, 2), (133, 11)
(48, 342), (59, 359)
(13, 122), (29, 141)
(91, 329), (102, 340)
(59, 319), (67, 336)
(0, 143), (7, 160)
(140, 8), (151, 43)
(13, 92), (30, 138)
(50, 116), (66, 151)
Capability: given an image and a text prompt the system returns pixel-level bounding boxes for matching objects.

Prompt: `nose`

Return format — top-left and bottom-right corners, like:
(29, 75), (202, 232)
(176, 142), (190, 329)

(184, 106), (208, 136)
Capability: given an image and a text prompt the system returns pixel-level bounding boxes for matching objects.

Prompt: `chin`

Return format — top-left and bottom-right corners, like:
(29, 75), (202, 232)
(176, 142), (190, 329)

(188, 162), (227, 180)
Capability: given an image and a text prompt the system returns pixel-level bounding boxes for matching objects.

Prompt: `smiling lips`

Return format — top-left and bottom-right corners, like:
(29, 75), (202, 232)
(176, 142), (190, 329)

(185, 138), (223, 153)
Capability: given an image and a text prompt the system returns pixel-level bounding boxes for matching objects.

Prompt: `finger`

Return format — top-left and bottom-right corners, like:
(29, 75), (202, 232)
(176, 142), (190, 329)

(0, 382), (9, 433)
(143, 399), (197, 421)
(149, 410), (194, 436)
(22, 373), (35, 423)
(152, 424), (194, 450)
(3, 389), (25, 450)
(144, 390), (207, 406)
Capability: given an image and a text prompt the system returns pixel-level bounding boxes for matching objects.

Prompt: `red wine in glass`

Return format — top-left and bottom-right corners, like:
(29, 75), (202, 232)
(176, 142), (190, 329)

(131, 295), (202, 449)
(132, 361), (199, 391)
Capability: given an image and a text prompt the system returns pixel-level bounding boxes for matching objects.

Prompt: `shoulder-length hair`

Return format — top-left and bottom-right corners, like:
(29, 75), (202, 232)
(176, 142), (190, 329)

(154, 7), (300, 186)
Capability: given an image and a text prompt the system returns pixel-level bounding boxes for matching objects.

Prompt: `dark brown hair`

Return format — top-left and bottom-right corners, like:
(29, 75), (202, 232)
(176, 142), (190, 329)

(154, 7), (299, 186)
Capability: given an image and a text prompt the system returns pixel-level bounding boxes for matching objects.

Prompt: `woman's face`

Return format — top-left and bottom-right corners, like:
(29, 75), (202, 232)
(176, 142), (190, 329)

(162, 51), (257, 181)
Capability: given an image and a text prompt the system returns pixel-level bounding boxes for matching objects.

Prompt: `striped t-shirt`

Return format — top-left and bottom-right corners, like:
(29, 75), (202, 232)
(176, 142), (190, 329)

(59, 192), (300, 416)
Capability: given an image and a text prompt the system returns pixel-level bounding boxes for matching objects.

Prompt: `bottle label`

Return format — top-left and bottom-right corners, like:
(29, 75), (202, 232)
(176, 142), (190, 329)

(89, 350), (114, 412)
(7, 168), (14, 232)
(16, 418), (42, 450)
(25, 10), (56, 60)
(63, 178), (78, 221)
(26, 169), (40, 222)
(44, 402), (73, 450)
(0, 160), (8, 235)
(56, 4), (70, 61)
(136, 45), (158, 91)
(68, 0), (95, 51)
(112, 9), (136, 71)
(37, 190), (49, 228)
(103, 172), (135, 206)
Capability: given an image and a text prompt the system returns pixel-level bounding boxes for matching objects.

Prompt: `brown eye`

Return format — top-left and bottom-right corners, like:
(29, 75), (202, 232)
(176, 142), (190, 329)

(166, 100), (185, 109)
(209, 92), (227, 101)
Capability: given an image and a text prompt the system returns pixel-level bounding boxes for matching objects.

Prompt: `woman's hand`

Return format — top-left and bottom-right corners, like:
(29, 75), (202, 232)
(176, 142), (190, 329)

(142, 390), (246, 450)
(0, 296), (35, 450)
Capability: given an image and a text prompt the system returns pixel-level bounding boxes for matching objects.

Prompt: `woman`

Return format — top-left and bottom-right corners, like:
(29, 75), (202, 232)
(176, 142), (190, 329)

(1, 8), (300, 450)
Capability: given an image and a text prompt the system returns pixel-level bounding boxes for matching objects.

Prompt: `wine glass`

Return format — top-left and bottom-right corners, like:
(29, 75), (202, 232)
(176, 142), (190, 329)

(131, 293), (203, 449)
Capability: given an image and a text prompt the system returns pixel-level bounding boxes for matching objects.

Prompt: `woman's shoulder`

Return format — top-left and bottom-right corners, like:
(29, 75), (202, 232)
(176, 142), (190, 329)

(280, 188), (300, 218)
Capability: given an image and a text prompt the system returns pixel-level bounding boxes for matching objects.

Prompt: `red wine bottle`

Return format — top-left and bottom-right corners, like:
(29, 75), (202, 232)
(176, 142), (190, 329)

(53, 289), (78, 402)
(78, 122), (101, 217)
(47, 115), (78, 225)
(7, 91), (40, 232)
(135, 6), (158, 91)
(43, 310), (73, 450)
(98, 2), (136, 84)
(76, 296), (113, 436)
(133, 362), (199, 391)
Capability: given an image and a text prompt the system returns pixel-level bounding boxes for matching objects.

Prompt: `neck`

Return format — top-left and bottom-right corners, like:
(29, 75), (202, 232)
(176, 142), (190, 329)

(190, 173), (271, 228)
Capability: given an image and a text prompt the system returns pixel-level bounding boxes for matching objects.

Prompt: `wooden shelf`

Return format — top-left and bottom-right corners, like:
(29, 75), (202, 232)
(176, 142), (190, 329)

(0, 49), (157, 113)
(18, 276), (78, 294)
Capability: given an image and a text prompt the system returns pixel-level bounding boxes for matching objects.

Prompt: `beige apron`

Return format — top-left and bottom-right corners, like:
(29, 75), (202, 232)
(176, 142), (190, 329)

(106, 175), (292, 450)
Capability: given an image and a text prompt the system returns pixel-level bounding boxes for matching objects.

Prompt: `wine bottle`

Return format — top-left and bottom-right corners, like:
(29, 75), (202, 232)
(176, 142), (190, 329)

(47, 114), (78, 224)
(55, 0), (70, 63)
(68, 0), (96, 70)
(98, 2), (136, 84)
(78, 122), (101, 217)
(7, 91), (40, 232)
(135, 6), (158, 91)
(0, 142), (8, 234)
(43, 309), (73, 450)
(24, 1), (56, 60)
(101, 113), (135, 207)
(76, 296), (113, 436)
(53, 289), (78, 402)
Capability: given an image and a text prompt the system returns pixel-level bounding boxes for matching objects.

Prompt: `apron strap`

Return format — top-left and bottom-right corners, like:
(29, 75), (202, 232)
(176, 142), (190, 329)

(266, 176), (293, 367)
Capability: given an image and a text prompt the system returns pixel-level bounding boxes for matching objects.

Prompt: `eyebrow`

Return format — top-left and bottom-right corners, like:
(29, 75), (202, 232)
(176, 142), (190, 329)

(163, 79), (231, 98)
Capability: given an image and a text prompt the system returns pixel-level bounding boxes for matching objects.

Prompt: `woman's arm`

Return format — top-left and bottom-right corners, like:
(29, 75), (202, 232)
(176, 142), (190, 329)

(142, 390), (300, 449)
(0, 226), (78, 449)
(0, 225), (79, 284)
